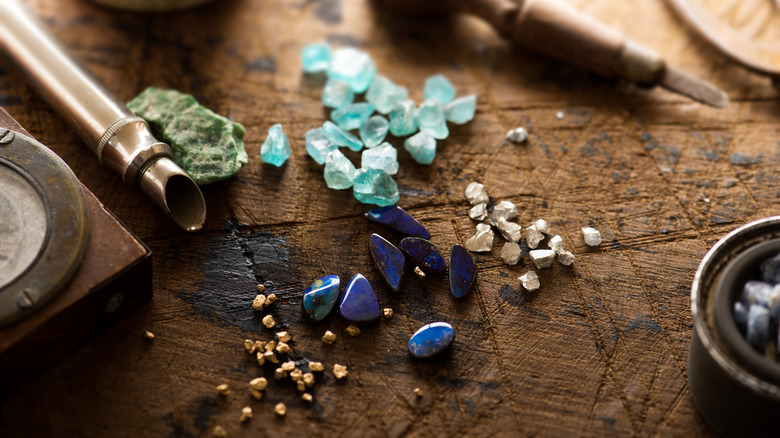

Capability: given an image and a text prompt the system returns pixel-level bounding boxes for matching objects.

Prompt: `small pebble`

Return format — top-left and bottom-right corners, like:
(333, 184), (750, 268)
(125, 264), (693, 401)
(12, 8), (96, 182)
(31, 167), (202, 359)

(530, 249), (556, 269)
(383, 308), (394, 318)
(464, 223), (494, 253)
(262, 315), (276, 328)
(506, 127), (528, 144)
(495, 218), (522, 243)
(557, 250), (576, 266)
(414, 266), (426, 279)
(302, 393), (313, 403)
(309, 361), (325, 372)
(465, 182), (489, 205)
(252, 294), (266, 311)
(345, 325), (361, 336)
(548, 235), (564, 254)
(500, 242), (522, 265)
(469, 203), (487, 221)
(333, 364), (349, 379)
(534, 219), (550, 234)
(249, 377), (268, 391)
(240, 406), (253, 423)
(414, 388), (423, 397)
(519, 271), (540, 291)
(213, 425), (227, 438)
(216, 384), (230, 396)
(582, 227), (602, 246)
(322, 330), (337, 344)
(143, 330), (155, 340)
(274, 402), (287, 417)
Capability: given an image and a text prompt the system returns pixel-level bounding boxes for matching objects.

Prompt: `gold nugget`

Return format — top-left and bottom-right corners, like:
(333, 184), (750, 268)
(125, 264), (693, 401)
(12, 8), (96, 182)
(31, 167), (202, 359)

(265, 293), (277, 307)
(274, 368), (288, 380)
(250, 389), (262, 400)
(281, 361), (295, 372)
(333, 364), (348, 379)
(262, 314), (275, 328)
(265, 340), (276, 352)
(256, 352), (265, 366)
(302, 393), (313, 403)
(276, 342), (291, 354)
(345, 325), (361, 337)
(276, 331), (291, 343)
(213, 425), (227, 437)
(308, 361), (324, 372)
(414, 387), (423, 397)
(321, 331), (337, 344)
(252, 294), (266, 311)
(243, 339), (255, 354)
(240, 406), (252, 423)
(263, 350), (279, 364)
(274, 402), (287, 416)
(249, 377), (267, 391)
(383, 308), (393, 318)
(414, 266), (426, 279)
(216, 383), (230, 396)
(257, 284), (266, 293)
(143, 330), (155, 340)
(296, 380), (306, 392)
(303, 372), (315, 388)
(290, 369), (303, 382)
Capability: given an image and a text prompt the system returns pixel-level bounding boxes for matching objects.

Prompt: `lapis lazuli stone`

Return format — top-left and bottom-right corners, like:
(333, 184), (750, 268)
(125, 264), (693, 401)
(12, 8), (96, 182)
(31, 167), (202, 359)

(327, 47), (377, 93)
(322, 78), (355, 109)
(305, 127), (337, 164)
(323, 121), (363, 151)
(359, 115), (389, 148)
(424, 74), (456, 104)
(339, 273), (381, 324)
(364, 205), (431, 239)
(369, 234), (406, 293)
(408, 322), (455, 359)
(449, 244), (476, 299)
(301, 42), (331, 73)
(388, 100), (418, 137)
(366, 76), (409, 114)
(444, 94), (476, 125)
(416, 99), (449, 140)
(403, 131), (436, 165)
(303, 275), (340, 322)
(361, 142), (398, 175)
(399, 237), (447, 276)
(353, 168), (399, 206)
(331, 102), (375, 131)
(260, 123), (290, 167)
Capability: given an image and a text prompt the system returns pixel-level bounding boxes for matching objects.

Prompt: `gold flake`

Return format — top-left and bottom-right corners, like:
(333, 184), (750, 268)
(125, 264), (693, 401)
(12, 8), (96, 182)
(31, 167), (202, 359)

(383, 308), (393, 318)
(216, 383), (230, 396)
(308, 362), (324, 372)
(256, 352), (265, 366)
(302, 393), (313, 403)
(303, 373), (314, 388)
(249, 377), (267, 391)
(213, 425), (227, 437)
(413, 388), (423, 397)
(345, 325), (361, 337)
(265, 340), (277, 352)
(257, 284), (266, 293)
(276, 342), (291, 354)
(276, 331), (291, 343)
(262, 314), (276, 328)
(290, 369), (303, 382)
(321, 330), (337, 344)
(414, 266), (426, 279)
(274, 402), (287, 416)
(243, 339), (255, 354)
(250, 389), (262, 400)
(143, 330), (155, 340)
(240, 406), (252, 423)
(296, 380), (306, 392)
(333, 364), (348, 379)
(274, 368), (288, 380)
(265, 293), (277, 307)
(252, 294), (266, 311)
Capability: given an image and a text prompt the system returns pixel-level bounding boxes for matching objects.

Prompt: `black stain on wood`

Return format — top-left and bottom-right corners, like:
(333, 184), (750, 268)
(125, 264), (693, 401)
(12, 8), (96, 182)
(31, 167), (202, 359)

(246, 56), (277, 73)
(315, 0), (342, 24)
(497, 284), (526, 307)
(624, 315), (661, 333)
(190, 396), (219, 432)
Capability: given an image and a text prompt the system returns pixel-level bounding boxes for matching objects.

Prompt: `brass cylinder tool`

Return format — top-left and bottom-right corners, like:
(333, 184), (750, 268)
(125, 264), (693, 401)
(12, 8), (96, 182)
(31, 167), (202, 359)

(0, 0), (207, 232)
(374, 0), (729, 108)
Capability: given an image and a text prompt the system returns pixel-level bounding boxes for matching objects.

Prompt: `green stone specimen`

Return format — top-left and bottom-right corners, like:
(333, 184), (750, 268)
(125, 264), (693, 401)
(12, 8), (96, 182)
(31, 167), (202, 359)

(305, 127), (337, 164)
(353, 168), (399, 206)
(260, 123), (291, 167)
(359, 115), (389, 148)
(416, 99), (449, 140)
(444, 94), (477, 125)
(366, 76), (408, 114)
(424, 74), (456, 104)
(404, 132), (436, 165)
(301, 42), (331, 73)
(127, 87), (248, 185)
(322, 78), (354, 109)
(331, 102), (375, 131)
(361, 142), (398, 175)
(324, 150), (356, 190)
(323, 121), (363, 152)
(388, 100), (418, 137)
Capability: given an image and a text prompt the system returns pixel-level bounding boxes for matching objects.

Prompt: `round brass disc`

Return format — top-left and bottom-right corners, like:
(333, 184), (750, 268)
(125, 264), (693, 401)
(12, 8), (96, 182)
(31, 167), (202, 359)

(0, 129), (90, 327)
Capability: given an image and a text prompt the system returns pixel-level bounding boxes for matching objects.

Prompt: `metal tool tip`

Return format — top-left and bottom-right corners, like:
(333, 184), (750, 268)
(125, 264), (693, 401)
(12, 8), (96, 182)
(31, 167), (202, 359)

(140, 157), (206, 232)
(660, 68), (729, 108)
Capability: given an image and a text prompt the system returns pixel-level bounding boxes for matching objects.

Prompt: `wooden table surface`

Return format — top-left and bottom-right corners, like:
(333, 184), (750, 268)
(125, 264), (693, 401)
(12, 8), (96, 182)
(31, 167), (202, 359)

(2, 0), (779, 436)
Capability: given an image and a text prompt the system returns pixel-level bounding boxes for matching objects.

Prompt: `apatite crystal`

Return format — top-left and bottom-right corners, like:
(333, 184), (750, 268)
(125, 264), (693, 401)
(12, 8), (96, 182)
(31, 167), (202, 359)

(303, 275), (340, 322)
(301, 42), (331, 73)
(444, 94), (476, 125)
(399, 237), (447, 276)
(369, 234), (406, 293)
(359, 115), (389, 148)
(323, 121), (363, 152)
(366, 76), (409, 114)
(747, 304), (770, 348)
(331, 102), (375, 131)
(388, 100), (418, 137)
(403, 132), (436, 165)
(324, 150), (356, 190)
(361, 142), (398, 175)
(339, 273), (381, 324)
(353, 168), (399, 206)
(424, 74), (456, 104)
(127, 87), (248, 185)
(322, 78), (355, 109)
(305, 127), (337, 164)
(364, 205), (431, 239)
(761, 253), (780, 284)
(408, 322), (455, 359)
(449, 244), (476, 299)
(327, 47), (377, 93)
(260, 123), (290, 167)
(416, 99), (449, 140)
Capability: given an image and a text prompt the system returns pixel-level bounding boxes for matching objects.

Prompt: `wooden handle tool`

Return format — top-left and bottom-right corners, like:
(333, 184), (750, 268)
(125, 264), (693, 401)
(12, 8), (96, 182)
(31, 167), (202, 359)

(376, 0), (729, 107)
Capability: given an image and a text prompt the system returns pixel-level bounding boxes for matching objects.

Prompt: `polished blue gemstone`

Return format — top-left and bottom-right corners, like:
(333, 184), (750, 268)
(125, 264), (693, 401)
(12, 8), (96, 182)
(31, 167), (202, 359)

(369, 234), (406, 293)
(449, 244), (476, 299)
(399, 237), (446, 276)
(364, 206), (431, 239)
(339, 273), (381, 324)
(303, 275), (340, 322)
(408, 322), (455, 358)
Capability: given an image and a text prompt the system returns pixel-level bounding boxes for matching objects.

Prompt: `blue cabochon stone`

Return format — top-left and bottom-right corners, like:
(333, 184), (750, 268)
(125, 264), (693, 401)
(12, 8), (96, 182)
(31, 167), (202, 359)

(449, 244), (476, 299)
(303, 275), (340, 322)
(399, 237), (446, 276)
(408, 322), (455, 358)
(339, 273), (381, 324)
(369, 234), (406, 293)
(364, 205), (431, 239)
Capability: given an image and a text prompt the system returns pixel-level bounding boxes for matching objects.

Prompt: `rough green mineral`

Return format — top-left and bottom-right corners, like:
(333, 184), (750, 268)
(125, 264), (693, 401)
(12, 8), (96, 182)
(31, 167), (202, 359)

(127, 87), (248, 185)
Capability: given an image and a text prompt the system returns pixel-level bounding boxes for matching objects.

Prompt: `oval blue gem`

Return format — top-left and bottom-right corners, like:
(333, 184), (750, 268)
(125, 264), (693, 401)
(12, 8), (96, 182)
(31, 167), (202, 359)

(399, 237), (446, 276)
(449, 244), (476, 299)
(369, 234), (406, 292)
(364, 205), (431, 239)
(408, 322), (455, 358)
(339, 273), (381, 324)
(303, 275), (340, 322)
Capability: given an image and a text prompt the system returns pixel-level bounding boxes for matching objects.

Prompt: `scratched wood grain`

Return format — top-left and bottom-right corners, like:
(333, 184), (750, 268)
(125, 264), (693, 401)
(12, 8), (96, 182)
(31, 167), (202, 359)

(1, 0), (778, 436)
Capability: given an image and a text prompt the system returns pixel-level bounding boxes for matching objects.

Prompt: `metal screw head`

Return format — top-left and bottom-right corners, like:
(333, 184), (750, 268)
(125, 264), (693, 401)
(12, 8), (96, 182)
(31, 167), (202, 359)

(17, 288), (38, 309)
(0, 129), (15, 145)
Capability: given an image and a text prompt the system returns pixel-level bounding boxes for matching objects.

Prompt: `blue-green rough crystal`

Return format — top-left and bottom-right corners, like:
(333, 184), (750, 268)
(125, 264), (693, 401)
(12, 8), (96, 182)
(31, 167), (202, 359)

(366, 76), (409, 114)
(403, 131), (436, 165)
(322, 78), (354, 109)
(361, 142), (398, 175)
(388, 100), (418, 137)
(301, 43), (331, 73)
(303, 275), (340, 322)
(444, 94), (477, 125)
(323, 121), (363, 152)
(416, 99), (449, 140)
(331, 102), (375, 131)
(305, 127), (337, 164)
(327, 47), (376, 93)
(260, 123), (290, 167)
(359, 115), (389, 148)
(424, 74), (456, 104)
(353, 168), (399, 206)
(324, 150), (356, 189)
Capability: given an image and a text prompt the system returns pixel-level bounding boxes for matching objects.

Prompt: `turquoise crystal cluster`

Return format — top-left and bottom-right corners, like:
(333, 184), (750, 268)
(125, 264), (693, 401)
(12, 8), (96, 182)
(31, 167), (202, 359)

(301, 42), (477, 206)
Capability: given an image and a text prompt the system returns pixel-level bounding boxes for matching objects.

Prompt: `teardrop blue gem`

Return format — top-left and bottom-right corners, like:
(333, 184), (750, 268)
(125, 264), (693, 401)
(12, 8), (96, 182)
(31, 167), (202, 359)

(399, 237), (447, 276)
(339, 273), (381, 324)
(369, 234), (406, 292)
(408, 322), (455, 358)
(365, 205), (431, 239)
(302, 275), (340, 322)
(449, 244), (476, 299)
